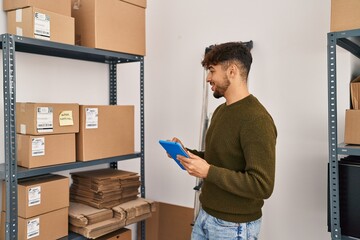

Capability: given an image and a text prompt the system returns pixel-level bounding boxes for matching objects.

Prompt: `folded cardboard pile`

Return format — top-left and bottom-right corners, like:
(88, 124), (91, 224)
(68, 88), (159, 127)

(70, 169), (140, 209)
(69, 198), (156, 239)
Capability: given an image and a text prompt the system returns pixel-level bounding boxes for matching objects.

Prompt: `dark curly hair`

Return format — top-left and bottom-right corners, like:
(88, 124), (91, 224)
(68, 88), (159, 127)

(201, 42), (252, 80)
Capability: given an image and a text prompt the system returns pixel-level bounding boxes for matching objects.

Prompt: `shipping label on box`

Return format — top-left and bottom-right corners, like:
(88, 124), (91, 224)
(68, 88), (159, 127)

(85, 108), (98, 129)
(34, 12), (51, 40)
(28, 186), (41, 206)
(27, 217), (40, 239)
(31, 137), (45, 156)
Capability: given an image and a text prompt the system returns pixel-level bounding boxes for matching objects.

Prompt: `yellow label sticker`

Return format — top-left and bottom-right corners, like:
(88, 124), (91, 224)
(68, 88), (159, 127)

(59, 111), (74, 126)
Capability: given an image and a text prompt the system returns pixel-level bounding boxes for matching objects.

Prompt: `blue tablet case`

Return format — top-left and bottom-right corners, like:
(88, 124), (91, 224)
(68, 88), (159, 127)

(159, 140), (188, 170)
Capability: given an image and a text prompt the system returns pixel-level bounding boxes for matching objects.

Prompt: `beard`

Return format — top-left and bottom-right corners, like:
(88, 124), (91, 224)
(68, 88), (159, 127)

(213, 75), (231, 99)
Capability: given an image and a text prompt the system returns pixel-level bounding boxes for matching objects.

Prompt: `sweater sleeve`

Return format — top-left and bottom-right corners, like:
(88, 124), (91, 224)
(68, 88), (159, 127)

(187, 148), (205, 159)
(206, 116), (277, 200)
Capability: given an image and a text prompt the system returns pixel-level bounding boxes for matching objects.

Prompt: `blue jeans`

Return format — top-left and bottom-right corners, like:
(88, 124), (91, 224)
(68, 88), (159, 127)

(191, 208), (262, 240)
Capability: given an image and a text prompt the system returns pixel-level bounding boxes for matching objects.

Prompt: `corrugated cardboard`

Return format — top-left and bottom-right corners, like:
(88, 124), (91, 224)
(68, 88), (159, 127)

(69, 202), (114, 227)
(331, 0), (360, 32)
(2, 174), (69, 218)
(138, 202), (193, 240)
(3, 0), (72, 16)
(97, 228), (131, 240)
(76, 105), (134, 161)
(7, 7), (74, 44)
(345, 109), (360, 144)
(112, 198), (155, 220)
(17, 133), (76, 168)
(1, 207), (68, 240)
(71, 0), (146, 55)
(351, 76), (360, 109)
(16, 102), (79, 135)
(70, 217), (126, 239)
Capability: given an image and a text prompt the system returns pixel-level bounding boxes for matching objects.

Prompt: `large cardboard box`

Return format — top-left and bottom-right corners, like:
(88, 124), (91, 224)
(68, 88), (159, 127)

(2, 174), (69, 218)
(16, 102), (79, 135)
(1, 207), (68, 240)
(3, 0), (72, 16)
(7, 7), (74, 44)
(77, 105), (134, 161)
(17, 133), (76, 168)
(138, 202), (193, 240)
(344, 109), (360, 144)
(331, 0), (360, 32)
(71, 0), (146, 55)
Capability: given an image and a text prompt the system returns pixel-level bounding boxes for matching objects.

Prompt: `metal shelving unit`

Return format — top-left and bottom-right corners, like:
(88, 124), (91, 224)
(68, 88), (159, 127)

(0, 33), (145, 240)
(328, 29), (360, 240)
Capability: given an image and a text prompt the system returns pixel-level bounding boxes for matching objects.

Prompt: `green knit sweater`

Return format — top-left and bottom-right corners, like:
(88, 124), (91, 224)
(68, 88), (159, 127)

(190, 94), (277, 223)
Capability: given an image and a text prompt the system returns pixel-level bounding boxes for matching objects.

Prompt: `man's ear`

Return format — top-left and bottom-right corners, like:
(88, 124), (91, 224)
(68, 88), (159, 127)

(227, 64), (237, 78)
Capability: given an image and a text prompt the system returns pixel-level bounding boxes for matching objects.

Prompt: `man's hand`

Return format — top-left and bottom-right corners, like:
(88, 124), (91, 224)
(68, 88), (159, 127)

(177, 151), (210, 178)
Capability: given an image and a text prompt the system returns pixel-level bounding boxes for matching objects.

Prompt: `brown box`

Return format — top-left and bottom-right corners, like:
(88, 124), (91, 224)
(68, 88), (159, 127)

(69, 201), (114, 227)
(1, 207), (68, 240)
(3, 0), (72, 16)
(97, 228), (131, 240)
(2, 174), (69, 218)
(16, 102), (79, 135)
(344, 109), (360, 144)
(17, 133), (76, 168)
(71, 0), (146, 55)
(331, 0), (360, 32)
(138, 202), (193, 240)
(351, 76), (360, 109)
(7, 7), (74, 44)
(77, 105), (134, 161)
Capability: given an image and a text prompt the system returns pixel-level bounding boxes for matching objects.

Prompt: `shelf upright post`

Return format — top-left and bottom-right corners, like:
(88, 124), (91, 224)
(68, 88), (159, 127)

(109, 60), (118, 169)
(327, 32), (342, 240)
(139, 57), (146, 240)
(2, 34), (18, 240)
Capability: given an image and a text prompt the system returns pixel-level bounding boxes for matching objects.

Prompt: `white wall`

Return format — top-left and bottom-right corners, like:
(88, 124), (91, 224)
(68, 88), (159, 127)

(0, 0), (354, 239)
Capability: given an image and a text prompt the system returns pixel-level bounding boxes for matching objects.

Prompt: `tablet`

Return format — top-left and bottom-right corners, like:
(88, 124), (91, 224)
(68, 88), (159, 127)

(159, 140), (189, 170)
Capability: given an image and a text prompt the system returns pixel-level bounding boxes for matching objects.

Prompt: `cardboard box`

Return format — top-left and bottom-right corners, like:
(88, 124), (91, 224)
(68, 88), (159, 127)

(138, 202), (193, 240)
(16, 102), (79, 135)
(7, 7), (74, 44)
(17, 133), (76, 168)
(3, 0), (72, 16)
(77, 105), (134, 161)
(344, 109), (360, 144)
(97, 228), (131, 240)
(69, 201), (114, 227)
(2, 174), (69, 218)
(331, 0), (360, 32)
(71, 0), (146, 55)
(351, 76), (360, 109)
(70, 217), (126, 239)
(1, 207), (68, 240)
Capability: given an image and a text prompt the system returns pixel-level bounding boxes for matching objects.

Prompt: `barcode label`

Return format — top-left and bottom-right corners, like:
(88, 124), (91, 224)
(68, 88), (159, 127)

(37, 107), (53, 133)
(85, 108), (98, 129)
(28, 186), (41, 206)
(32, 137), (45, 156)
(27, 218), (40, 239)
(34, 12), (50, 40)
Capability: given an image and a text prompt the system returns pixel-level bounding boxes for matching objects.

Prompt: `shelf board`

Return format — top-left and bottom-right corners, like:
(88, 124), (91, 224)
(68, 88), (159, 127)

(0, 34), (143, 63)
(0, 152), (141, 180)
(338, 143), (360, 156)
(342, 235), (360, 240)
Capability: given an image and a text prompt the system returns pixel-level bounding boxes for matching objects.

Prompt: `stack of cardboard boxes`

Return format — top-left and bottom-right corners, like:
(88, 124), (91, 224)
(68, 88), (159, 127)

(1, 174), (69, 239)
(68, 169), (155, 239)
(3, 0), (147, 55)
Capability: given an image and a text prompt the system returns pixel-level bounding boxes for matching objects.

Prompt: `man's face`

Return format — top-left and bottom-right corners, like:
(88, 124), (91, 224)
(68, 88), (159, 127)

(206, 64), (230, 99)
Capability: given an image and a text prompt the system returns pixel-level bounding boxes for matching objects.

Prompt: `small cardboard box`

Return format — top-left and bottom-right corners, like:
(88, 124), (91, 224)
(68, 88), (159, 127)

(16, 102), (79, 135)
(17, 133), (76, 168)
(3, 0), (72, 16)
(331, 0), (360, 32)
(71, 0), (146, 55)
(7, 7), (74, 44)
(76, 105), (134, 161)
(345, 109), (360, 144)
(2, 174), (69, 218)
(1, 207), (68, 240)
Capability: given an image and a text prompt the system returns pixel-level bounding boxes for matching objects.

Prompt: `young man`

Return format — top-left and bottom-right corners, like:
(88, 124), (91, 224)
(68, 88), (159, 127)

(172, 42), (277, 239)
